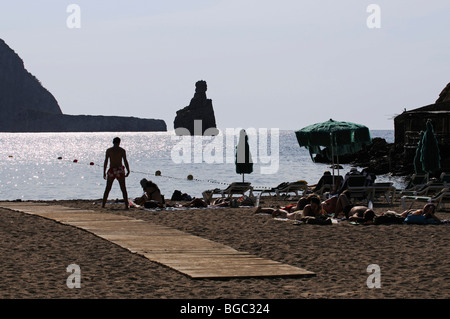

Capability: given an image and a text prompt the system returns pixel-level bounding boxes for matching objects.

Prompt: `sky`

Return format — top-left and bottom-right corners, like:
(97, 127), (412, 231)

(1, 0), (449, 131)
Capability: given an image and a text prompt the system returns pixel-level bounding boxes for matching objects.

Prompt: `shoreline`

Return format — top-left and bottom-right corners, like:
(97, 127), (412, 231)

(0, 196), (449, 299)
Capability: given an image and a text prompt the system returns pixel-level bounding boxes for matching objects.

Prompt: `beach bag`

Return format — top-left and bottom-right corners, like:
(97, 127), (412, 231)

(404, 214), (427, 225)
(181, 193), (192, 201)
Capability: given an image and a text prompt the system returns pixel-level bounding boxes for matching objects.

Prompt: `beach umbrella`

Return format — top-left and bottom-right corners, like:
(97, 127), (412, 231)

(235, 129), (253, 182)
(420, 120), (441, 177)
(295, 119), (372, 180)
(413, 131), (425, 174)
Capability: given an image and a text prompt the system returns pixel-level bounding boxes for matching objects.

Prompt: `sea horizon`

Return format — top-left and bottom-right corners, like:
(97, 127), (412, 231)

(0, 129), (403, 201)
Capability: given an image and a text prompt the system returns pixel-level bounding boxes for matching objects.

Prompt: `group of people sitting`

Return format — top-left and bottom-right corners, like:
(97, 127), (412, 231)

(310, 167), (374, 194)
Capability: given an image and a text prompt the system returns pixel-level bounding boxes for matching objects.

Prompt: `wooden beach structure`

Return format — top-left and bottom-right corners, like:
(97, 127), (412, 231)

(394, 83), (450, 170)
(0, 202), (315, 279)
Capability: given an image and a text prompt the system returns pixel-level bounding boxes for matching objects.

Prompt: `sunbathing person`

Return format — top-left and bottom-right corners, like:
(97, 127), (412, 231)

(310, 171), (333, 192)
(321, 190), (353, 218)
(294, 193), (321, 211)
(254, 206), (302, 220)
(254, 195), (323, 220)
(182, 197), (233, 208)
(255, 194), (315, 217)
(254, 193), (316, 215)
(134, 179), (165, 207)
(401, 203), (441, 224)
(347, 206), (376, 224)
(301, 196), (323, 218)
(182, 197), (209, 207)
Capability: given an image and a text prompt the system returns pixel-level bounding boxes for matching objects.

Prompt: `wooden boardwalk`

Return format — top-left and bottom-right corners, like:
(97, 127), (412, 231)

(0, 202), (315, 279)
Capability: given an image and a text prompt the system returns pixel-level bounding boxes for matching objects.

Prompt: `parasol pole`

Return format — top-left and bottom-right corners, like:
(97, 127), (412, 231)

(330, 132), (335, 185)
(337, 154), (340, 178)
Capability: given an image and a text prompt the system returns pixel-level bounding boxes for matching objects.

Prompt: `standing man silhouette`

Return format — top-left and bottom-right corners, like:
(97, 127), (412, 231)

(102, 137), (130, 209)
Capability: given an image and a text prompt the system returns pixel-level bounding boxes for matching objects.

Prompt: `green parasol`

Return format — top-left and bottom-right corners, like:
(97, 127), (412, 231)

(419, 120), (441, 177)
(295, 119), (372, 178)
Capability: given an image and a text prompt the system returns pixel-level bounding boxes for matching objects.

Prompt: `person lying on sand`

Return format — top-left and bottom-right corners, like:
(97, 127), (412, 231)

(182, 197), (232, 208)
(374, 203), (441, 225)
(289, 193), (320, 211)
(301, 196), (323, 218)
(347, 206), (376, 225)
(254, 196), (323, 220)
(321, 190), (353, 218)
(400, 203), (441, 224)
(182, 198), (209, 208)
(255, 206), (297, 219)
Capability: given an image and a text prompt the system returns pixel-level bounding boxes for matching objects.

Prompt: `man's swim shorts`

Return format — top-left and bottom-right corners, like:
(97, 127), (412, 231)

(107, 166), (126, 180)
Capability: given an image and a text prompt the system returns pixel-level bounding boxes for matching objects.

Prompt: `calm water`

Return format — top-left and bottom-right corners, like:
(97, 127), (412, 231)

(0, 130), (404, 201)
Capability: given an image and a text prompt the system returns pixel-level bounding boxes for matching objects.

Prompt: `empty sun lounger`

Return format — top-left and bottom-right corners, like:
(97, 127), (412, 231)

(404, 173), (429, 191)
(202, 182), (254, 204)
(401, 187), (450, 211)
(440, 172), (450, 185)
(345, 175), (371, 204)
(256, 181), (308, 199)
(368, 182), (396, 204)
(274, 181), (308, 199)
(400, 180), (448, 197)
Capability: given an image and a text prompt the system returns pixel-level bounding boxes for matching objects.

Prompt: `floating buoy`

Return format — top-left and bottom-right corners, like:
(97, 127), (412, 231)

(73, 159), (78, 163)
(187, 174), (193, 180)
(57, 156), (62, 160)
(155, 170), (161, 176)
(89, 162), (94, 166)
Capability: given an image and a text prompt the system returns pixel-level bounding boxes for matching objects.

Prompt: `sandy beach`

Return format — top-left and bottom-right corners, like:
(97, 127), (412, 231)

(0, 195), (448, 301)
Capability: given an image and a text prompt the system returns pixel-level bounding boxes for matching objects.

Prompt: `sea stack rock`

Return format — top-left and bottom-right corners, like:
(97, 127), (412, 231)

(174, 80), (218, 135)
(0, 38), (167, 132)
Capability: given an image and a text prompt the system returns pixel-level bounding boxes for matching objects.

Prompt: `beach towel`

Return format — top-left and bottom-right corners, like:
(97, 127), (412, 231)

(404, 215), (427, 225)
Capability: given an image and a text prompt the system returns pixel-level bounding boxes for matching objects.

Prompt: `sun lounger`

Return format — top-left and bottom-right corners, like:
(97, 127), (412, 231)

(400, 180), (448, 197)
(404, 173), (429, 191)
(368, 182), (396, 204)
(256, 181), (308, 199)
(275, 181), (308, 199)
(313, 175), (343, 198)
(202, 182), (254, 204)
(346, 175), (371, 204)
(401, 187), (450, 211)
(439, 172), (450, 185)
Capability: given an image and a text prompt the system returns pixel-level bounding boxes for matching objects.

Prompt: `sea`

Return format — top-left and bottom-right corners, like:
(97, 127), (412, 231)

(0, 130), (406, 201)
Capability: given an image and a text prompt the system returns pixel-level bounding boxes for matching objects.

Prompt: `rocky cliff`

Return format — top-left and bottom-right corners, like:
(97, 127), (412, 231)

(174, 80), (218, 135)
(0, 38), (166, 132)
